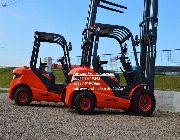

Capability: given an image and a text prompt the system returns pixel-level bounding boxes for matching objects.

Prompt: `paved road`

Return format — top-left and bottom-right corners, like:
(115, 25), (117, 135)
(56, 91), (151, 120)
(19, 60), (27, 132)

(0, 93), (180, 140)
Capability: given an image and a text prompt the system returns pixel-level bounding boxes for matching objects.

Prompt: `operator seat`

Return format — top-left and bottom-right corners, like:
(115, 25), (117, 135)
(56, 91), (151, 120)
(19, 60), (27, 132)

(39, 61), (56, 85)
(95, 56), (120, 83)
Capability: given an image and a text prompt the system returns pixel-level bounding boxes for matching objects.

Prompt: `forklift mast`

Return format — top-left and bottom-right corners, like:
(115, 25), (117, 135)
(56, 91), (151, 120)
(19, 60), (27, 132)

(139, 0), (158, 93)
(81, 0), (127, 67)
(81, 0), (158, 94)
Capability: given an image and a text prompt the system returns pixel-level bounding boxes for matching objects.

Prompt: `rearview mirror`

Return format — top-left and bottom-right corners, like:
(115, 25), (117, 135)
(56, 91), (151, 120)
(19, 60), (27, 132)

(68, 42), (72, 51)
(135, 35), (138, 41)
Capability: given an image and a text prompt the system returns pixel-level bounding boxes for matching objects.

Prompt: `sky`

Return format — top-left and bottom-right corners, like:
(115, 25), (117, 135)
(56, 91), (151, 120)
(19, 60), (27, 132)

(0, 0), (180, 67)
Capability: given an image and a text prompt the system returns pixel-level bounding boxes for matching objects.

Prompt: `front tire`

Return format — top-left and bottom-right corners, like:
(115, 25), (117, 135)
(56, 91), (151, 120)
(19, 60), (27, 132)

(14, 87), (32, 106)
(132, 89), (156, 117)
(75, 91), (95, 115)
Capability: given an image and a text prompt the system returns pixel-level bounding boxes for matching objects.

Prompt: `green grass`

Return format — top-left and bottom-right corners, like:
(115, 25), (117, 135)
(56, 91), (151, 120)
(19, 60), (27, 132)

(0, 68), (180, 92)
(155, 75), (180, 92)
(53, 69), (65, 83)
(0, 68), (14, 88)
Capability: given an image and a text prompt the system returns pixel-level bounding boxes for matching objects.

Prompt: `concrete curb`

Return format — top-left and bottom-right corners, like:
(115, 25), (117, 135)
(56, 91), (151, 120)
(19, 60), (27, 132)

(155, 90), (180, 113)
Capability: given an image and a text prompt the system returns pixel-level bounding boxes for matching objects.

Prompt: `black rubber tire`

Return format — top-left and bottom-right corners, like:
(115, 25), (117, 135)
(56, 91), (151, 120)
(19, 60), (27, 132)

(124, 108), (133, 115)
(75, 91), (95, 115)
(132, 89), (156, 117)
(70, 93), (77, 109)
(14, 87), (32, 106)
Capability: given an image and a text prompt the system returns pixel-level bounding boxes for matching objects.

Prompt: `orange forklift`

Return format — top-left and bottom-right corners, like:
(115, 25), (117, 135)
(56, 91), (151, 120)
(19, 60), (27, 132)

(9, 31), (72, 105)
(64, 0), (158, 116)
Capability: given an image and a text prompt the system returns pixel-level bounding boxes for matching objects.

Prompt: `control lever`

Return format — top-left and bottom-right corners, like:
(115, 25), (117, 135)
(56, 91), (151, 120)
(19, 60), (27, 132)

(134, 35), (140, 46)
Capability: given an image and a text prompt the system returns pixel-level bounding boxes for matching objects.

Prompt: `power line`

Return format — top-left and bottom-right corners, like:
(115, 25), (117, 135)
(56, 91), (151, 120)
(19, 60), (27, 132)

(1, 0), (24, 8)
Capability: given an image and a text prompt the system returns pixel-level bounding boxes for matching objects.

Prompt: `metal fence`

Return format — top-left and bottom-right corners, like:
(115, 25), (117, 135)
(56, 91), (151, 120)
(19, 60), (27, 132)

(51, 49), (180, 72)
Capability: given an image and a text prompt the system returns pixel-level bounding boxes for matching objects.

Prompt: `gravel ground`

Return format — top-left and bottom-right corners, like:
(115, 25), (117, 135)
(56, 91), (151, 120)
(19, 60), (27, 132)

(0, 93), (180, 140)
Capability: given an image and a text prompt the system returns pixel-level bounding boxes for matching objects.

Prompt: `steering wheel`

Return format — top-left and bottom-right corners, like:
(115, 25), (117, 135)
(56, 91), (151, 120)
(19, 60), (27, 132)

(39, 58), (48, 71)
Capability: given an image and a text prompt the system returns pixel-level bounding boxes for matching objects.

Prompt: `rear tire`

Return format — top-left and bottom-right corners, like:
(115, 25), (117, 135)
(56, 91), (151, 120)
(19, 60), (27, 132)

(124, 108), (133, 115)
(132, 89), (156, 117)
(14, 87), (32, 106)
(75, 91), (95, 115)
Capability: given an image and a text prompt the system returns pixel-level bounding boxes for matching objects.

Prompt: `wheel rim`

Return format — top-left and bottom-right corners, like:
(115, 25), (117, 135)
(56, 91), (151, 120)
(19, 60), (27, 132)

(18, 92), (28, 103)
(80, 98), (91, 111)
(139, 95), (152, 112)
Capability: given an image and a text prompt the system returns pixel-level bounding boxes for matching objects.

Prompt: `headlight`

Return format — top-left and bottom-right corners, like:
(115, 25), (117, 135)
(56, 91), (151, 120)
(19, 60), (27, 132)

(13, 74), (22, 80)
